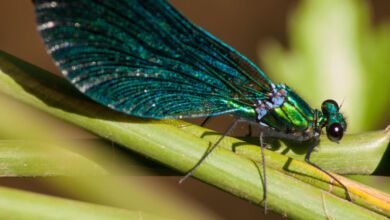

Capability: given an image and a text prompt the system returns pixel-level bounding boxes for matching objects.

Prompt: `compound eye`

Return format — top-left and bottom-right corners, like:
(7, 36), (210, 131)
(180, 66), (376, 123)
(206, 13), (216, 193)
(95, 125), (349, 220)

(321, 99), (339, 115)
(326, 123), (344, 142)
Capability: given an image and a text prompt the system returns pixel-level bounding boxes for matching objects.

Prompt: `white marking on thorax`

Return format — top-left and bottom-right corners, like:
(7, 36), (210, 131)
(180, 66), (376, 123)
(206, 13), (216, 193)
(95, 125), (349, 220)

(255, 83), (288, 121)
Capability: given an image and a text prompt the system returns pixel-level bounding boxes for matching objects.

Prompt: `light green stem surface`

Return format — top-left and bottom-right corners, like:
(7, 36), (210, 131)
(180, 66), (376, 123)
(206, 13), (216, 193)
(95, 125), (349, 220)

(0, 186), (165, 220)
(0, 140), (106, 176)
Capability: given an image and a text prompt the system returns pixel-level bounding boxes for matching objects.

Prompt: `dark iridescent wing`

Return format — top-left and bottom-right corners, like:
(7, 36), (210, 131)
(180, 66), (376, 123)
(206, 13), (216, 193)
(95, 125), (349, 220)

(34, 0), (273, 118)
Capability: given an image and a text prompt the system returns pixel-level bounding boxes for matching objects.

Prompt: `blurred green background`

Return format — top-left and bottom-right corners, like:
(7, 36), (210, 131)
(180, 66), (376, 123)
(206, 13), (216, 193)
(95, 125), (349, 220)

(0, 0), (389, 219)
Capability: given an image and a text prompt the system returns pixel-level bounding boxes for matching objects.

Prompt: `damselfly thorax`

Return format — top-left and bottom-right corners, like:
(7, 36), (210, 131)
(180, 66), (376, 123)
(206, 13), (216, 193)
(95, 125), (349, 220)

(240, 83), (346, 142)
(251, 83), (318, 139)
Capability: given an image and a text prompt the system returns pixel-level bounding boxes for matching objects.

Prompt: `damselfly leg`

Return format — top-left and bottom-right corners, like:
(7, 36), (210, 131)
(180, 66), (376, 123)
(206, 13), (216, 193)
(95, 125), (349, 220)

(200, 116), (212, 127)
(179, 118), (244, 184)
(179, 118), (269, 211)
(305, 142), (352, 201)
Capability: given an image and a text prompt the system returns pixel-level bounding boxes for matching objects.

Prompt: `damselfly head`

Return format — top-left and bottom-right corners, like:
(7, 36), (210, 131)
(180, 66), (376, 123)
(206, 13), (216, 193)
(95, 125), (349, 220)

(320, 99), (347, 142)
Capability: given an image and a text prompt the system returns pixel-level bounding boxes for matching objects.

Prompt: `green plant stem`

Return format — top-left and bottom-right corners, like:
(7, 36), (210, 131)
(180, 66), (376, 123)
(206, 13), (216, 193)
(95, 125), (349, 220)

(0, 185), (166, 220)
(178, 123), (390, 216)
(1, 50), (389, 219)
(0, 140), (106, 176)
(178, 122), (390, 175)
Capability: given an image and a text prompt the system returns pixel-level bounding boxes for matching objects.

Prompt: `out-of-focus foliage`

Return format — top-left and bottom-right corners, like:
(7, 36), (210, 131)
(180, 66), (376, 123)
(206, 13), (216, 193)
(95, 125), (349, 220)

(260, 0), (390, 132)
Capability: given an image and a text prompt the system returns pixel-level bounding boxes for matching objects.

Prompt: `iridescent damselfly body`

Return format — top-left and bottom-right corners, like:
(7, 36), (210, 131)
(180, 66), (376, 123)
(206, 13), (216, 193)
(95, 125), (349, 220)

(33, 0), (351, 210)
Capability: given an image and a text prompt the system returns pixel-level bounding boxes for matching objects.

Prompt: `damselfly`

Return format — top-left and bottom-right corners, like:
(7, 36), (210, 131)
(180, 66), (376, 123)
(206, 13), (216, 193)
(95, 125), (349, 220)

(33, 0), (351, 209)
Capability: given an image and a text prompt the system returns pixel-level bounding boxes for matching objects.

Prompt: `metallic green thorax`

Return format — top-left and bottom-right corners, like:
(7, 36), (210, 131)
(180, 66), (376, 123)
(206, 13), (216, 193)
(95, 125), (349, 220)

(260, 85), (315, 133)
(236, 83), (346, 139)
